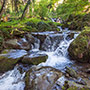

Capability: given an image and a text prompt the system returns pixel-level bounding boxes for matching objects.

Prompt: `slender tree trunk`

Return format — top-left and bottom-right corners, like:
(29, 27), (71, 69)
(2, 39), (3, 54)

(21, 0), (31, 20)
(11, 0), (14, 12)
(14, 0), (18, 13)
(0, 0), (6, 19)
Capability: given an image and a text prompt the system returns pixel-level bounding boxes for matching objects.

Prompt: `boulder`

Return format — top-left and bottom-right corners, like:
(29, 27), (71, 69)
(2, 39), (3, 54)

(25, 66), (62, 90)
(5, 38), (30, 50)
(22, 54), (48, 65)
(0, 49), (27, 72)
(68, 30), (90, 63)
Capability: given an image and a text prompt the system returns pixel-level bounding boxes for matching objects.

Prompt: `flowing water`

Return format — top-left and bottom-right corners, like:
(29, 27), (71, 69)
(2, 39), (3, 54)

(0, 28), (79, 90)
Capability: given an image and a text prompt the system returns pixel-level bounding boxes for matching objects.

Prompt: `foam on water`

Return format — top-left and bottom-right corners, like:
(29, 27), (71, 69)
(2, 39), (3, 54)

(0, 66), (25, 90)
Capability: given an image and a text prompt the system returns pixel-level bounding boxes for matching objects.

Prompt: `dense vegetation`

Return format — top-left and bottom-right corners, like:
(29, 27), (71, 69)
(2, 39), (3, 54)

(0, 0), (90, 51)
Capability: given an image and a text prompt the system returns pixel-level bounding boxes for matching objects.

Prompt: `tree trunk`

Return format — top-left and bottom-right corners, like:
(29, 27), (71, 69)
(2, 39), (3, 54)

(14, 0), (18, 13)
(0, 0), (6, 19)
(21, 0), (31, 20)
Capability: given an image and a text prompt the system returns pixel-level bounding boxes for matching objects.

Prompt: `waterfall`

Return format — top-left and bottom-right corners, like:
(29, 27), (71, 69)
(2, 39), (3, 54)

(0, 29), (79, 90)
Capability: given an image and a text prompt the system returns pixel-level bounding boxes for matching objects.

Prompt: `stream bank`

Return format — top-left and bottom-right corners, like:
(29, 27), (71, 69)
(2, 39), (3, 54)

(0, 28), (90, 90)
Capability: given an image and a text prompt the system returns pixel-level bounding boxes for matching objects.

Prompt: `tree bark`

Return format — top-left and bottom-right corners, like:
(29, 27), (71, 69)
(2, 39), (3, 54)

(14, 0), (18, 13)
(0, 0), (6, 19)
(21, 0), (31, 20)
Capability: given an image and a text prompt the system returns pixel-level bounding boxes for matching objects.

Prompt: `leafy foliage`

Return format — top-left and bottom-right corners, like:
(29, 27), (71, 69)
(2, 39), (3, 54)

(56, 0), (89, 19)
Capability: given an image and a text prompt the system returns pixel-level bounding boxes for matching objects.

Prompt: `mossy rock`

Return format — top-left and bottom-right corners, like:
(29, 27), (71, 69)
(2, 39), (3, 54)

(67, 86), (89, 90)
(22, 54), (48, 65)
(0, 55), (19, 73)
(68, 30), (90, 63)
(25, 66), (62, 90)
(0, 49), (27, 72)
(65, 67), (77, 78)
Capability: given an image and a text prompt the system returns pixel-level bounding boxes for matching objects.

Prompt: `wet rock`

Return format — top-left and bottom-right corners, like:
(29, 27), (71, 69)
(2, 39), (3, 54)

(88, 77), (90, 80)
(65, 73), (70, 78)
(25, 33), (35, 44)
(66, 32), (74, 40)
(0, 49), (27, 73)
(65, 67), (77, 78)
(75, 78), (87, 85)
(31, 33), (47, 49)
(25, 33), (40, 49)
(63, 81), (69, 90)
(5, 38), (30, 50)
(68, 30), (90, 63)
(41, 34), (64, 51)
(22, 54), (48, 65)
(25, 66), (63, 90)
(86, 69), (90, 74)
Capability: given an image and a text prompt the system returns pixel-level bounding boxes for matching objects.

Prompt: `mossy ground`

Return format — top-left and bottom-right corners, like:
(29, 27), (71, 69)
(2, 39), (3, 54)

(0, 18), (61, 52)
(62, 13), (90, 30)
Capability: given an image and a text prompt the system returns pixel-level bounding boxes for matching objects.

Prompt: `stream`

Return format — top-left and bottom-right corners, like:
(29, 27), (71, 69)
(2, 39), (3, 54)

(0, 27), (79, 90)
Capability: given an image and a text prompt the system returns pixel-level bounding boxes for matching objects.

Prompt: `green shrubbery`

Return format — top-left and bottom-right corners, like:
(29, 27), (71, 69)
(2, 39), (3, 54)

(56, 0), (89, 20)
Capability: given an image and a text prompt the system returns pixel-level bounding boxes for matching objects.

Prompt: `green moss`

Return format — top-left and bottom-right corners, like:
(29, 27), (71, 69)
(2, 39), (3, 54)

(68, 29), (90, 62)
(67, 86), (89, 90)
(0, 55), (20, 72)
(22, 55), (48, 65)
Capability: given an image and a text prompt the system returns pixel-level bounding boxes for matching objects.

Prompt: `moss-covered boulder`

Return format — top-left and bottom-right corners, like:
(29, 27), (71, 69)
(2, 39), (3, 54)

(68, 30), (90, 63)
(0, 49), (27, 72)
(22, 54), (48, 65)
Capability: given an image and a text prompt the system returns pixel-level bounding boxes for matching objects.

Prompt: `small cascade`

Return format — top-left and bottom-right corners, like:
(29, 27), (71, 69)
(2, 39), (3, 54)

(38, 30), (79, 70)
(32, 37), (40, 50)
(0, 66), (25, 90)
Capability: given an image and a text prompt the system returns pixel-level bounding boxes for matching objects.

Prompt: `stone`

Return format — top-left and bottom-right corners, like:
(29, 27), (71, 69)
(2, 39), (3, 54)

(41, 34), (64, 51)
(63, 81), (69, 90)
(66, 32), (74, 40)
(75, 78), (87, 85)
(68, 30), (90, 63)
(65, 67), (77, 78)
(25, 33), (40, 49)
(25, 33), (35, 44)
(31, 33), (47, 49)
(25, 66), (63, 90)
(5, 38), (30, 50)
(86, 69), (90, 74)
(0, 49), (27, 72)
(22, 54), (48, 65)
